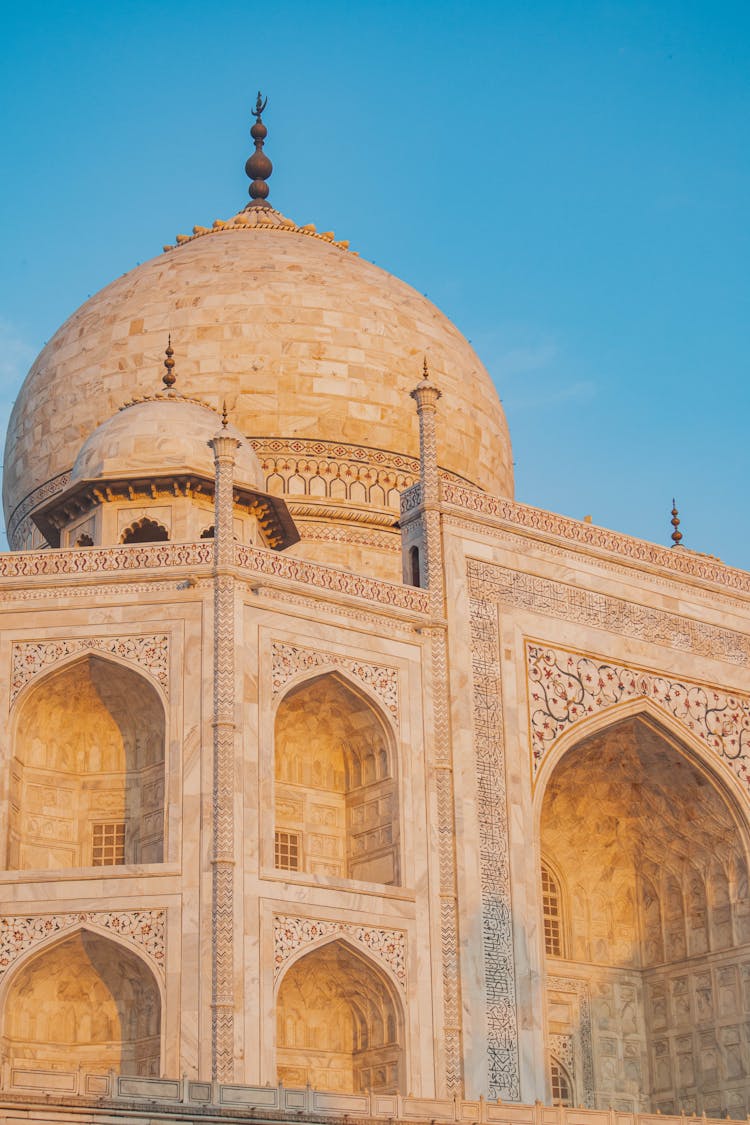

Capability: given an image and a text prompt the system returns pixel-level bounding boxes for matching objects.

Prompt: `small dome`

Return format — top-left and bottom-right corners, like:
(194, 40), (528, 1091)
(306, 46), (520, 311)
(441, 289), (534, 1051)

(71, 395), (263, 489)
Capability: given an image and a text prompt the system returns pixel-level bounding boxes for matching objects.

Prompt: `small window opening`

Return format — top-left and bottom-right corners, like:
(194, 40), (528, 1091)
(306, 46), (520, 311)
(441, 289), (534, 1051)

(121, 517), (169, 544)
(542, 862), (563, 956)
(409, 545), (421, 587)
(550, 1058), (573, 1107)
(92, 821), (126, 866)
(275, 829), (301, 871)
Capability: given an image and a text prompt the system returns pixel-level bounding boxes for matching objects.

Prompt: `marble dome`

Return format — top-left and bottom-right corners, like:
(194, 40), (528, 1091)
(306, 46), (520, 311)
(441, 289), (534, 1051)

(70, 395), (263, 490)
(3, 204), (514, 545)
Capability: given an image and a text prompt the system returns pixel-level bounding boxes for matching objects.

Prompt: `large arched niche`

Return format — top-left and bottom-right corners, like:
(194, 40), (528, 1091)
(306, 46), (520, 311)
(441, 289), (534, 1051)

(0, 928), (162, 1077)
(273, 672), (400, 885)
(7, 655), (166, 869)
(538, 710), (750, 1117)
(275, 938), (404, 1094)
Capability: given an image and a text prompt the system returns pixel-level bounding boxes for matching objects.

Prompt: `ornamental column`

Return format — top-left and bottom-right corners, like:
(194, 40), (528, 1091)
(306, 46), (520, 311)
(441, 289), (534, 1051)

(403, 361), (464, 1094)
(209, 408), (240, 1083)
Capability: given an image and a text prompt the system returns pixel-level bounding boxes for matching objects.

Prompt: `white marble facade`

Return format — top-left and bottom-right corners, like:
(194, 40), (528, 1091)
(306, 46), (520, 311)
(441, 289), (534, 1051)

(1, 161), (750, 1124)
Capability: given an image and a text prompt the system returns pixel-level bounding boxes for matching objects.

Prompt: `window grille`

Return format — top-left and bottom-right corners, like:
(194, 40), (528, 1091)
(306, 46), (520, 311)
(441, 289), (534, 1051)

(275, 830), (301, 871)
(92, 822), (126, 866)
(542, 862), (563, 956)
(550, 1058), (573, 1106)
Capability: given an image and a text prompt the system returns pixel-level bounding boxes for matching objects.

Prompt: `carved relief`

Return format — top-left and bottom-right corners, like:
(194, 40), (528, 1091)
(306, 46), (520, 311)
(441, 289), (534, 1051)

(467, 588), (520, 1100)
(547, 976), (595, 1107)
(465, 560), (750, 665)
(0, 909), (166, 977)
(527, 643), (750, 791)
(11, 634), (170, 703)
(273, 915), (406, 988)
(271, 641), (399, 718)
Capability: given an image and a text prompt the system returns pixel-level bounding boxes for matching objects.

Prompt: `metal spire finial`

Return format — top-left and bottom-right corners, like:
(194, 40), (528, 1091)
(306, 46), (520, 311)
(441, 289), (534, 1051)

(670, 498), (683, 547)
(221, 400), (229, 429)
(162, 335), (176, 389)
(245, 91), (273, 208)
(423, 355), (429, 380)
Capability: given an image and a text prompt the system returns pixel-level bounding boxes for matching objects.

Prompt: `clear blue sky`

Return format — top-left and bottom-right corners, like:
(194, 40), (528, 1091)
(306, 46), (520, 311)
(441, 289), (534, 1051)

(1, 1), (748, 566)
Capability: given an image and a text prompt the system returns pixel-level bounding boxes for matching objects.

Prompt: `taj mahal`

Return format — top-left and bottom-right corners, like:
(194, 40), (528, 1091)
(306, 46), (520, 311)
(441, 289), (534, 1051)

(0, 97), (749, 1125)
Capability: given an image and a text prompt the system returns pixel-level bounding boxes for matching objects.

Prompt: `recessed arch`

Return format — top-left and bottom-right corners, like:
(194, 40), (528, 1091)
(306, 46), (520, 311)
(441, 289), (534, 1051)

(274, 670), (400, 885)
(275, 937), (404, 1094)
(0, 926), (162, 1078)
(121, 516), (169, 544)
(539, 707), (750, 1115)
(7, 653), (166, 870)
(534, 695), (750, 843)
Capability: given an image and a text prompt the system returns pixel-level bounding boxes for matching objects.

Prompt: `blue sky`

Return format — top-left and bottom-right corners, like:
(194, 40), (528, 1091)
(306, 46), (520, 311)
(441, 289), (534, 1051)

(1, 1), (748, 565)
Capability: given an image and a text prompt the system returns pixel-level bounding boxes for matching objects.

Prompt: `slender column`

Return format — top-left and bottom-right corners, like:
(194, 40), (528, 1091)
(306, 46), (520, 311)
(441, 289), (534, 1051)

(209, 426), (240, 1083)
(410, 365), (464, 1094)
(410, 366), (444, 609)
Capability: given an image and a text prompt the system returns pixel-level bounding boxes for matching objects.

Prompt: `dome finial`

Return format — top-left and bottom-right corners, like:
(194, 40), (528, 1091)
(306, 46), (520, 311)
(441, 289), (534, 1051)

(245, 91), (273, 210)
(162, 335), (176, 390)
(221, 400), (229, 428)
(670, 498), (683, 547)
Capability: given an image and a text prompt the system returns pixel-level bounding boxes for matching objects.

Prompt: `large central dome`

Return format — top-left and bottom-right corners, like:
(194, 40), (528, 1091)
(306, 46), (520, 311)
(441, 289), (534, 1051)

(4, 113), (513, 567)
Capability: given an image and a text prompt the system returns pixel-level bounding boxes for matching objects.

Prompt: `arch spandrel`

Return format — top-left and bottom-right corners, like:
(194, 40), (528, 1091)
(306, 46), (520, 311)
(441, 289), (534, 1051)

(527, 642), (750, 813)
(10, 634), (170, 706)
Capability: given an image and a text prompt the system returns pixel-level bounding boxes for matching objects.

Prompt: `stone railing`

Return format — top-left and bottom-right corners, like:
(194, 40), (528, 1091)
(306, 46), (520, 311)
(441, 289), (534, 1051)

(0, 540), (431, 614)
(0, 1071), (745, 1125)
(441, 483), (750, 595)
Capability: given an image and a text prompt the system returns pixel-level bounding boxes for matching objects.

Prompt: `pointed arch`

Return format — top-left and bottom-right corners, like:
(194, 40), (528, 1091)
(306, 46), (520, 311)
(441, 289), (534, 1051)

(0, 925), (162, 1078)
(275, 937), (404, 1094)
(274, 670), (400, 886)
(534, 696), (750, 848)
(6, 653), (166, 869)
(538, 704), (750, 1113)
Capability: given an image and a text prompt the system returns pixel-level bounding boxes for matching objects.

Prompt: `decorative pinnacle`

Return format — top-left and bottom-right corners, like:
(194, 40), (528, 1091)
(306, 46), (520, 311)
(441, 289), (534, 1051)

(221, 400), (229, 428)
(410, 355), (442, 409)
(245, 91), (273, 208)
(162, 335), (176, 389)
(670, 498), (683, 546)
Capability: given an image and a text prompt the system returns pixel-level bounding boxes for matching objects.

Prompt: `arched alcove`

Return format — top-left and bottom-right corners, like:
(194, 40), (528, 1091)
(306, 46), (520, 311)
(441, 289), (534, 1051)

(121, 517), (169, 544)
(276, 939), (403, 1093)
(7, 655), (166, 869)
(274, 673), (400, 885)
(1, 929), (161, 1077)
(540, 713), (750, 1117)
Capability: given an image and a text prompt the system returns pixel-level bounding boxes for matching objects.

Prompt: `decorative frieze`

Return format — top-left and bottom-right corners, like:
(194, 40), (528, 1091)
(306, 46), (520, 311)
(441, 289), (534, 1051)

(527, 643), (750, 791)
(271, 641), (399, 717)
(0, 541), (213, 578)
(465, 560), (750, 665)
(0, 909), (165, 977)
(10, 634), (170, 703)
(273, 914), (406, 988)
